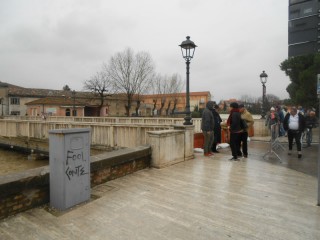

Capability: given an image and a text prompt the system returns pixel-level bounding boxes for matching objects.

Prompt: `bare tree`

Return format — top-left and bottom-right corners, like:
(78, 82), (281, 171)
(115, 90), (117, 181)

(167, 74), (184, 115)
(83, 70), (113, 116)
(149, 74), (163, 116)
(107, 48), (155, 116)
(62, 85), (71, 91)
(150, 73), (184, 116)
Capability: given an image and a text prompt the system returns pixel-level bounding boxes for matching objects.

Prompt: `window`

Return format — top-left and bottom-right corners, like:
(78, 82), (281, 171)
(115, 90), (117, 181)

(10, 97), (20, 105)
(66, 108), (71, 116)
(10, 111), (20, 115)
(289, 0), (313, 5)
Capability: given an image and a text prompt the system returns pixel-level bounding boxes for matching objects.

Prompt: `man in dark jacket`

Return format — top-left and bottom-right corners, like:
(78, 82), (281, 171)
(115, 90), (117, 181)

(211, 104), (222, 153)
(283, 106), (306, 158)
(227, 102), (242, 160)
(201, 101), (215, 157)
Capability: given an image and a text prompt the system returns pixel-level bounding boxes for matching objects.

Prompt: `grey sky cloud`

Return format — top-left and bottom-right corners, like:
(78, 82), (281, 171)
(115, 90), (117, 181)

(0, 0), (290, 102)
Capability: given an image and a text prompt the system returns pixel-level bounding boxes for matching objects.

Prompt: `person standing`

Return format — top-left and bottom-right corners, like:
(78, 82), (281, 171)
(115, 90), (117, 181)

(239, 103), (254, 158)
(265, 107), (279, 139)
(211, 104), (222, 153)
(283, 106), (306, 158)
(227, 102), (242, 161)
(201, 101), (215, 157)
(265, 107), (279, 128)
(304, 109), (318, 147)
(276, 106), (285, 137)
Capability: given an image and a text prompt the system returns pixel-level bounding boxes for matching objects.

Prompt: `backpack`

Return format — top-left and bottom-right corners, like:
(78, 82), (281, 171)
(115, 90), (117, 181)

(240, 119), (248, 130)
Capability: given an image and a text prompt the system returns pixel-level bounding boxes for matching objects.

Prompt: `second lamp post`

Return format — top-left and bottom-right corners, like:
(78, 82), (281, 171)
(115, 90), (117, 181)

(179, 36), (197, 125)
(260, 70), (268, 119)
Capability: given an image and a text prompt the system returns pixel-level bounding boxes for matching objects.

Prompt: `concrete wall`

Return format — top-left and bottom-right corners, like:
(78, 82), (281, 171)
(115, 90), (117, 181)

(0, 146), (151, 220)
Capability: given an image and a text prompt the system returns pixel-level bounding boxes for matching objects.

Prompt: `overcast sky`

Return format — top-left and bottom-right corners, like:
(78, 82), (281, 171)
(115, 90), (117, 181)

(0, 0), (290, 102)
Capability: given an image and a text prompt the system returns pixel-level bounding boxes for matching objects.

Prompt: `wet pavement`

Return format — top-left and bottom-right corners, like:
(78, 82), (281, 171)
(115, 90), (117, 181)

(1, 138), (320, 239)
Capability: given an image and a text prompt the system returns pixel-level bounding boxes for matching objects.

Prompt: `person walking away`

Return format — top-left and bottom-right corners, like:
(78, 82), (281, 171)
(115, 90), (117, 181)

(201, 101), (215, 157)
(283, 106), (306, 158)
(227, 102), (242, 161)
(304, 109), (318, 147)
(211, 104), (222, 153)
(239, 103), (254, 158)
(265, 107), (279, 140)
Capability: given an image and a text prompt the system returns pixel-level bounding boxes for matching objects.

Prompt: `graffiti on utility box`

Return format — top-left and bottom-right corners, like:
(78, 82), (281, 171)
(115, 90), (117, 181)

(65, 150), (89, 181)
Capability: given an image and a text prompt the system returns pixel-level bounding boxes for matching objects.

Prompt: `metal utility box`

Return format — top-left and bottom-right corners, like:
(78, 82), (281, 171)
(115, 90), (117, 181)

(49, 128), (91, 211)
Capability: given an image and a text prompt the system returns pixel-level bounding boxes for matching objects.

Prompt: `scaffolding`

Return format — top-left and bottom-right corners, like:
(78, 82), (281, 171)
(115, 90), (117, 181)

(263, 123), (285, 161)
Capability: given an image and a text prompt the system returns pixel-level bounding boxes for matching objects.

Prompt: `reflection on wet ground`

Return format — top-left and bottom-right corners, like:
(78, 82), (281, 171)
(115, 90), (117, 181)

(218, 139), (319, 178)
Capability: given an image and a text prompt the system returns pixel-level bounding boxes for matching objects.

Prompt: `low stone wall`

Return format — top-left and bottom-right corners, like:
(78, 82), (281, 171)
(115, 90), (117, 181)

(0, 145), (151, 220)
(148, 125), (194, 168)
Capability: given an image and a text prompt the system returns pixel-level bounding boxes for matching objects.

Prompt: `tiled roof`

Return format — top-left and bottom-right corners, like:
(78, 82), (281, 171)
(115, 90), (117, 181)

(25, 97), (86, 106)
(0, 81), (23, 88)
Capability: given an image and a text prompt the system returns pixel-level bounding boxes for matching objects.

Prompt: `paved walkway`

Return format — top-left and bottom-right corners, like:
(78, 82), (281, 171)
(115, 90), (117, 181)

(1, 140), (320, 240)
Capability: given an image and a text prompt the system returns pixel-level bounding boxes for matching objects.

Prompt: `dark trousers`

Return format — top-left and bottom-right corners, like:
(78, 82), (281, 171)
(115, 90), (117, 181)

(230, 132), (241, 158)
(287, 129), (302, 151)
(238, 131), (248, 156)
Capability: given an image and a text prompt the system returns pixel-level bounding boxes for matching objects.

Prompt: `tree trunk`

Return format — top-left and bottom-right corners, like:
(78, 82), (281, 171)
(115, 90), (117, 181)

(135, 100), (141, 116)
(152, 99), (157, 116)
(166, 101), (171, 116)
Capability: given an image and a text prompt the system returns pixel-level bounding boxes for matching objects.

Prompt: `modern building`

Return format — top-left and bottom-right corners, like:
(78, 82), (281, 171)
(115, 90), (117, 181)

(288, 0), (320, 57)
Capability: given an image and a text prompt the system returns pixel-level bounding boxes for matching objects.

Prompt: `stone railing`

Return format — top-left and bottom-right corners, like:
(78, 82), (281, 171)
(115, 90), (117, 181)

(1, 115), (269, 137)
(0, 120), (173, 148)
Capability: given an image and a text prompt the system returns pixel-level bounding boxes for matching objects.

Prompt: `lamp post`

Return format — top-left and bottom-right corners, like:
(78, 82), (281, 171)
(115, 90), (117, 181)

(260, 70), (268, 119)
(72, 90), (76, 116)
(0, 98), (3, 116)
(179, 36), (197, 125)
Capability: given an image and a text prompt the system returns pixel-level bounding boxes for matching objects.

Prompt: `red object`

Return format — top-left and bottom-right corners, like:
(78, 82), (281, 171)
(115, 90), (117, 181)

(204, 153), (214, 157)
(248, 125), (254, 137)
(194, 133), (204, 148)
(221, 129), (230, 143)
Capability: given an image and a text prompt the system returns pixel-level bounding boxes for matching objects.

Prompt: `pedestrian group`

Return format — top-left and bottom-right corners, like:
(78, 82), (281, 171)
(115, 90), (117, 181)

(201, 101), (318, 160)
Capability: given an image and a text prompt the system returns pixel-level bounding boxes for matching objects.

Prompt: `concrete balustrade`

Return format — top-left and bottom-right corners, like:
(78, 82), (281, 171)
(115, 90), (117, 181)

(0, 117), (269, 147)
(0, 120), (174, 148)
(1, 115), (269, 136)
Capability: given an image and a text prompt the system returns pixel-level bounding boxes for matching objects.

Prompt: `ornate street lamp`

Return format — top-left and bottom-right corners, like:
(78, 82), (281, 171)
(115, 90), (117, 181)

(179, 36), (197, 125)
(260, 70), (268, 119)
(72, 90), (76, 116)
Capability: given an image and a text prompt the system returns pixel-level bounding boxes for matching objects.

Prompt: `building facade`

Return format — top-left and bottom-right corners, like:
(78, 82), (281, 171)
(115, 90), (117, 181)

(288, 0), (320, 57)
(0, 81), (212, 117)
